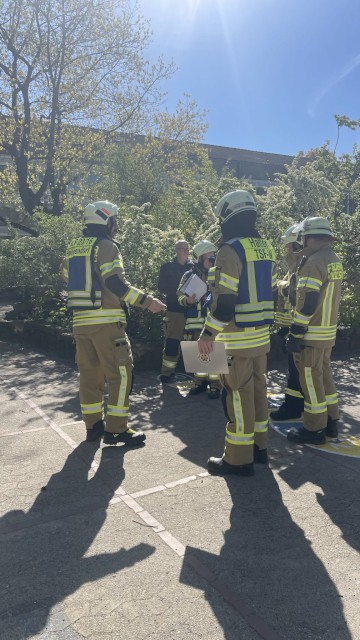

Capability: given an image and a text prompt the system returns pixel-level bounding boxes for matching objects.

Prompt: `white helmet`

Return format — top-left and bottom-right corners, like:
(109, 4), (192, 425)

(215, 190), (257, 225)
(84, 201), (118, 226)
(281, 223), (303, 246)
(192, 240), (217, 263)
(301, 216), (336, 238)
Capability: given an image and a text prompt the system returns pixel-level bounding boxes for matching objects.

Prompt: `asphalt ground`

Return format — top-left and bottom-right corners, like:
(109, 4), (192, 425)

(0, 340), (359, 640)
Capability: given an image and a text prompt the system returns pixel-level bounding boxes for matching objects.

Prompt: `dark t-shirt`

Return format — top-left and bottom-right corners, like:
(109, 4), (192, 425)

(158, 258), (193, 312)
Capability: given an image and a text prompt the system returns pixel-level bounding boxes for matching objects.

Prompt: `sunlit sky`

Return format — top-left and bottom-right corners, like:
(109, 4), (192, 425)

(139, 0), (360, 156)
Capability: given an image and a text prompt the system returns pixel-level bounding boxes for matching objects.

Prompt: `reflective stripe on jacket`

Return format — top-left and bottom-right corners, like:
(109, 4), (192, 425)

(66, 237), (102, 310)
(227, 238), (276, 327)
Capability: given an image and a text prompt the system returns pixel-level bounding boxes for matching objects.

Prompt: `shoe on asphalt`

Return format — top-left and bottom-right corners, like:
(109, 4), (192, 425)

(207, 388), (220, 400)
(103, 428), (146, 446)
(325, 417), (338, 438)
(86, 420), (105, 442)
(254, 443), (268, 464)
(270, 403), (302, 421)
(188, 382), (208, 396)
(207, 457), (254, 476)
(159, 373), (175, 384)
(287, 427), (325, 445)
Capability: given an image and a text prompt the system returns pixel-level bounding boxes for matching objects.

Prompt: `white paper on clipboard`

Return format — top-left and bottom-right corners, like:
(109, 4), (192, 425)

(181, 341), (229, 374)
(180, 273), (207, 301)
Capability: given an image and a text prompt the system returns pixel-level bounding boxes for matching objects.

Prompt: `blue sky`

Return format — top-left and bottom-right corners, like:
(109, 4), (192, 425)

(139, 0), (360, 157)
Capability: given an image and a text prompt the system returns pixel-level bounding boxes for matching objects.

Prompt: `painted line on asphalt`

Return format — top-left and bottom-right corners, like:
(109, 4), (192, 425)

(0, 427), (47, 437)
(9, 385), (286, 640)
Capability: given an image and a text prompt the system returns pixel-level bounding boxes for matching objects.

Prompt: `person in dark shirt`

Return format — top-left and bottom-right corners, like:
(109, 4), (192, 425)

(158, 239), (192, 382)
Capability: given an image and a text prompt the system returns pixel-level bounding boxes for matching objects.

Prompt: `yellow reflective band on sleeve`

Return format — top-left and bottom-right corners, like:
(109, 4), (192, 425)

(325, 393), (338, 406)
(298, 277), (322, 291)
(204, 314), (228, 332)
(321, 282), (334, 327)
(285, 388), (304, 399)
(255, 421), (268, 433)
(219, 273), (239, 292)
(272, 274), (278, 288)
(275, 311), (292, 325)
(208, 267), (216, 284)
(99, 259), (123, 277)
(123, 287), (142, 304)
(293, 311), (311, 325)
(178, 294), (187, 306)
(208, 374), (220, 381)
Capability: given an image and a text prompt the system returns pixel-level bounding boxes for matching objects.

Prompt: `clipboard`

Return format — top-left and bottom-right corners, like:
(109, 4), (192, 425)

(180, 273), (207, 301)
(181, 341), (229, 374)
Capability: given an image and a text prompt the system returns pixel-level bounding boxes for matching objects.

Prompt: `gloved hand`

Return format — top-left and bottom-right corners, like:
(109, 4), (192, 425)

(277, 326), (289, 339)
(286, 334), (304, 354)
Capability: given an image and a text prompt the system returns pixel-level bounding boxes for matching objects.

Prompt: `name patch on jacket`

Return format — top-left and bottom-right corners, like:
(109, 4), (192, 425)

(327, 262), (343, 281)
(242, 238), (276, 262)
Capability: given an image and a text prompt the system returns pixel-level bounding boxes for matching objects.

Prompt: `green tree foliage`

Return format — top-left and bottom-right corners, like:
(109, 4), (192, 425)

(0, 0), (175, 214)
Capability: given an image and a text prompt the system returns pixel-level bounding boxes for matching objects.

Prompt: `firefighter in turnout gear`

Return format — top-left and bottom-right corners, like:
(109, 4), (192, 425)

(158, 240), (192, 383)
(198, 190), (276, 476)
(270, 223), (305, 421)
(286, 217), (343, 445)
(63, 201), (165, 444)
(177, 240), (221, 399)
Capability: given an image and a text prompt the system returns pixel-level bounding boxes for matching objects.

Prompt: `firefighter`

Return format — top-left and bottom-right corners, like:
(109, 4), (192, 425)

(198, 190), (276, 476)
(158, 240), (193, 383)
(286, 217), (343, 445)
(63, 201), (165, 444)
(270, 223), (305, 420)
(177, 239), (221, 399)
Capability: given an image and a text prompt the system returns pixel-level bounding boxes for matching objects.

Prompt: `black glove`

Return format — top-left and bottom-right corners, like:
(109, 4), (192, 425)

(286, 334), (304, 354)
(277, 326), (289, 339)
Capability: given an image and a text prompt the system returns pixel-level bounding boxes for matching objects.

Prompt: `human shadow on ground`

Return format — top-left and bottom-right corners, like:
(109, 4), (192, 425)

(179, 470), (352, 640)
(0, 441), (155, 639)
(278, 442), (360, 563)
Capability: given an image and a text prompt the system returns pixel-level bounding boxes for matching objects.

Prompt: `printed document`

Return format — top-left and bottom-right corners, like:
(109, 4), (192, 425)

(180, 274), (207, 301)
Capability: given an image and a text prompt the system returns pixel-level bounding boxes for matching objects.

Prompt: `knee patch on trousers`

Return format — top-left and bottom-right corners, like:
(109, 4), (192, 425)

(165, 338), (180, 357)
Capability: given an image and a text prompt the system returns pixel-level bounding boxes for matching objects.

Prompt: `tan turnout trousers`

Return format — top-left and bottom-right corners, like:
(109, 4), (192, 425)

(294, 346), (339, 431)
(220, 353), (269, 466)
(74, 323), (133, 434)
(161, 311), (186, 375)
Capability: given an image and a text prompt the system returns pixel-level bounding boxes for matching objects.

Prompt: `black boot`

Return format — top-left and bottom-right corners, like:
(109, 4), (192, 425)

(86, 420), (105, 442)
(188, 381), (207, 396)
(159, 373), (175, 384)
(207, 457), (254, 476)
(270, 402), (302, 421)
(254, 444), (268, 464)
(325, 417), (338, 438)
(103, 428), (146, 446)
(287, 427), (325, 445)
